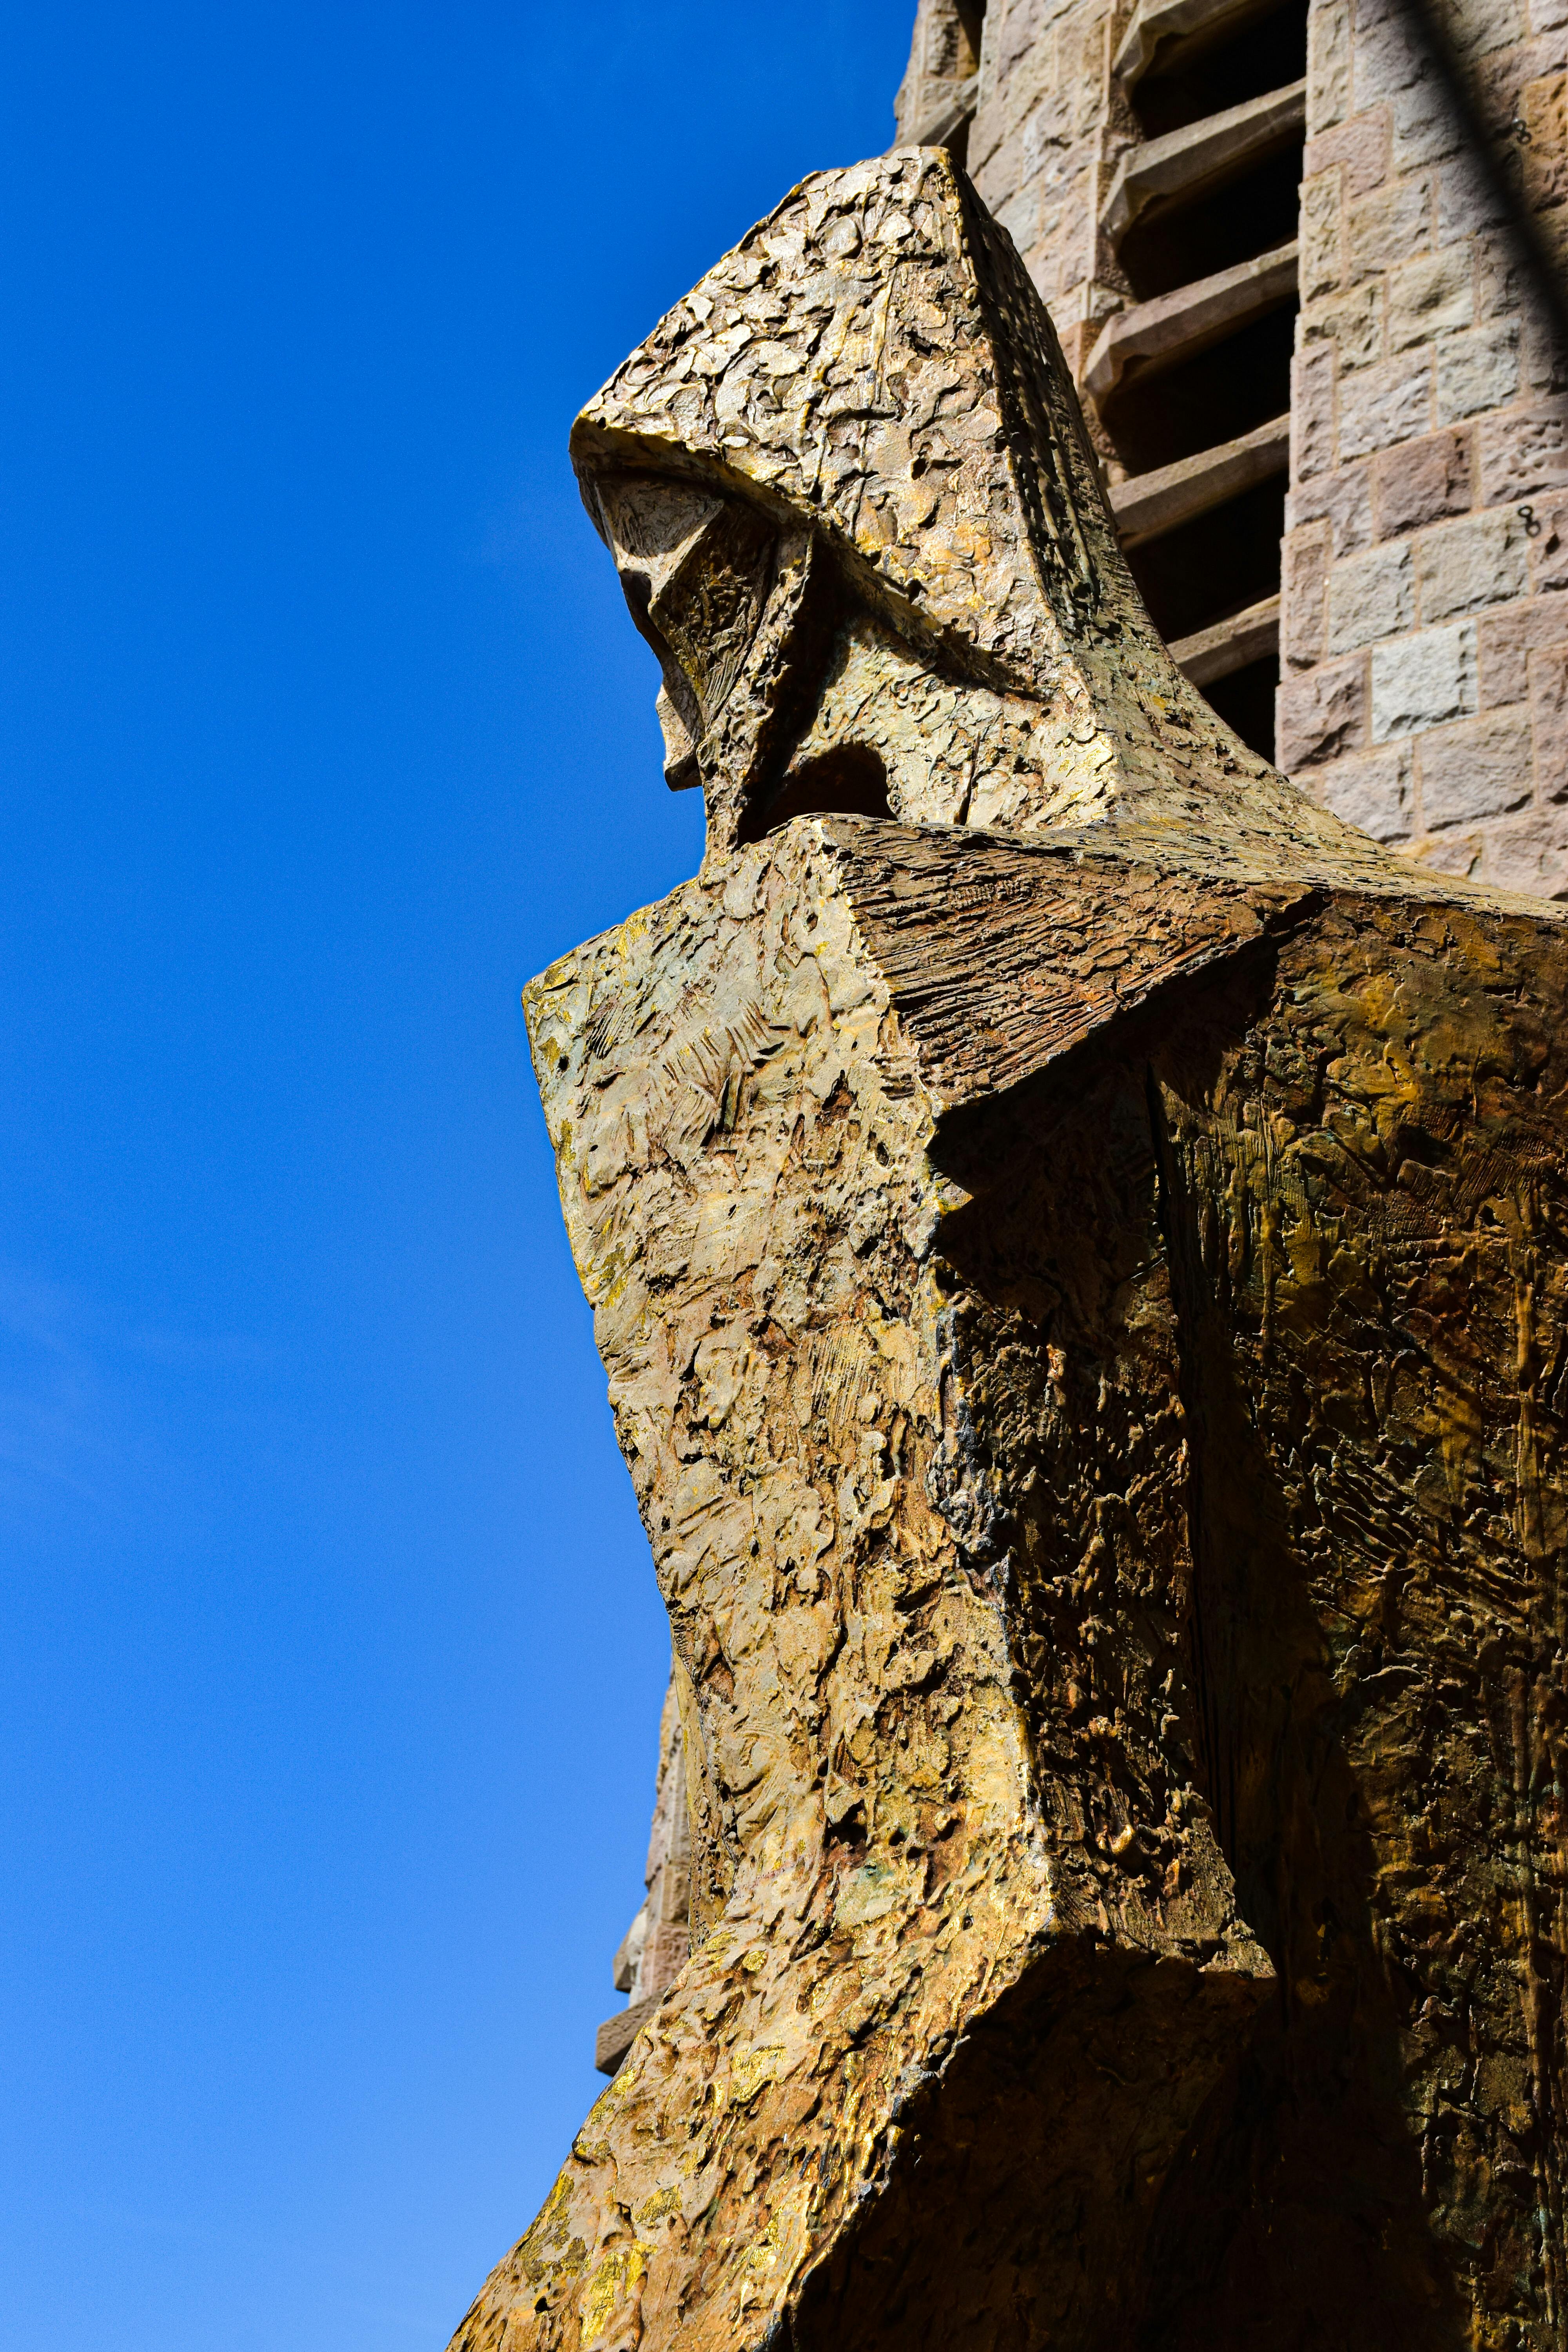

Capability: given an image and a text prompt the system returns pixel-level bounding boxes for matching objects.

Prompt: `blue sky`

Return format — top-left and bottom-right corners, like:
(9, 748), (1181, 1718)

(0, 5), (912, 2342)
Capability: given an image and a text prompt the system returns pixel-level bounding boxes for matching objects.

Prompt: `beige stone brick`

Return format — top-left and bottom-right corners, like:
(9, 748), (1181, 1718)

(1309, 0), (1354, 130)
(1327, 537), (1415, 650)
(1391, 69), (1465, 170)
(1529, 640), (1568, 793)
(1478, 595), (1568, 701)
(1303, 111), (1390, 196)
(1282, 526), (1331, 667)
(1301, 170), (1345, 302)
(1371, 619), (1479, 736)
(1482, 806), (1568, 892)
(1289, 457), (1375, 555)
(1316, 742), (1416, 837)
(1436, 320), (1523, 422)
(1347, 173), (1433, 282)
(1436, 149), (1512, 243)
(1372, 426), (1474, 535)
(1292, 345), (1338, 480)
(1446, 0), (1530, 57)
(1522, 291), (1568, 392)
(1354, 0), (1428, 112)
(1523, 71), (1568, 207)
(1338, 349), (1434, 459)
(1470, 35), (1568, 132)
(1277, 652), (1369, 768)
(991, 0), (1062, 76)
(1528, 492), (1568, 586)
(1416, 507), (1528, 619)
(1417, 708), (1533, 824)
(1478, 396), (1568, 503)
(1475, 229), (1530, 319)
(1389, 246), (1475, 349)
(1406, 826), (1483, 875)
(1302, 282), (1385, 370)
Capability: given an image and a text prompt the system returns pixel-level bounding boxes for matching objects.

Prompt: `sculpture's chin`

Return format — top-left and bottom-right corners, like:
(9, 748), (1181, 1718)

(737, 742), (891, 839)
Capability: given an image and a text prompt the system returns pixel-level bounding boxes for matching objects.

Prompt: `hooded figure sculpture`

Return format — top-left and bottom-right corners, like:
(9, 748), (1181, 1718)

(450, 150), (1568, 2352)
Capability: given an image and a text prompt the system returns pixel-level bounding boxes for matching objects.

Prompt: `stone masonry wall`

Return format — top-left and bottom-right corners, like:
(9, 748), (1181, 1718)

(1280, 0), (1568, 895)
(899, 0), (1568, 893)
(966, 0), (1129, 391)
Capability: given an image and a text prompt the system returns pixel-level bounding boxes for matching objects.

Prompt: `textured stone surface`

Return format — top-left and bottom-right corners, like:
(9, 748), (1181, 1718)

(1281, 0), (1568, 885)
(595, 1676), (692, 2077)
(450, 154), (1568, 2352)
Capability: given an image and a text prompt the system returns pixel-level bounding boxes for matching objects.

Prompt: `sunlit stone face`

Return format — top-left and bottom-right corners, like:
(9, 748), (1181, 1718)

(584, 466), (1072, 850)
(588, 473), (778, 796)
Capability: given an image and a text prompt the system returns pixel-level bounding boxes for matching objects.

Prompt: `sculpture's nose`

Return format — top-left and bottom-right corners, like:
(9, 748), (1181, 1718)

(587, 469), (780, 791)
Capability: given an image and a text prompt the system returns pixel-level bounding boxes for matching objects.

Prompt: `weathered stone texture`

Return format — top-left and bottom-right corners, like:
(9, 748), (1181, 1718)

(891, 0), (1568, 886)
(452, 151), (1568, 2352)
(966, 0), (1127, 377)
(595, 1675), (693, 2079)
(1284, 0), (1568, 891)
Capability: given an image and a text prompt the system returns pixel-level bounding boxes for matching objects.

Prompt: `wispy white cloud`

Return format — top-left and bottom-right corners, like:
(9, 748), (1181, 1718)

(0, 1261), (272, 1527)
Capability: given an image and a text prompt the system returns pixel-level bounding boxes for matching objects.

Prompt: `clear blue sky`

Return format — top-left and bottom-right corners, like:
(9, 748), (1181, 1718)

(0, 6), (912, 2343)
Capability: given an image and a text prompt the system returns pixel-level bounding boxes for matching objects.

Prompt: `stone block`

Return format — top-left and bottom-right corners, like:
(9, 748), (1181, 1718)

(1523, 71), (1568, 208)
(1483, 806), (1568, 892)
(1392, 75), (1465, 169)
(1308, 0), (1353, 129)
(1436, 148), (1512, 243)
(1478, 396), (1568, 503)
(1338, 349), (1434, 459)
(1292, 345), (1338, 480)
(1354, 1), (1427, 110)
(1347, 173), (1432, 282)
(1277, 652), (1368, 767)
(1416, 507), (1528, 620)
(1417, 708), (1533, 824)
(1303, 110), (1390, 196)
(1530, 639), (1568, 793)
(1475, 229), (1529, 319)
(1316, 741), (1415, 836)
(1436, 320), (1523, 423)
(1327, 537), (1415, 650)
(1302, 282), (1385, 370)
(1372, 426), (1474, 535)
(1529, 492), (1568, 587)
(1470, 36), (1568, 133)
(1408, 825), (1484, 874)
(1370, 619), (1479, 736)
(1288, 455), (1375, 553)
(1477, 595), (1568, 701)
(1446, 0), (1529, 55)
(1389, 246), (1474, 349)
(992, 18), (1062, 129)
(1071, 20), (1111, 137)
(1300, 169), (1345, 301)
(1523, 293), (1568, 392)
(1282, 526), (1331, 667)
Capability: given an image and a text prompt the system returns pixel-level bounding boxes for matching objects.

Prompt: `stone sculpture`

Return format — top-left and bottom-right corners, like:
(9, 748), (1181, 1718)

(451, 149), (1568, 2350)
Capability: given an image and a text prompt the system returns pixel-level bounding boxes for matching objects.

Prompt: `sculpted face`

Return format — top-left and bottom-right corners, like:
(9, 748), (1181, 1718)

(587, 474), (775, 795)
(588, 463), (1116, 851)
(572, 145), (1385, 883)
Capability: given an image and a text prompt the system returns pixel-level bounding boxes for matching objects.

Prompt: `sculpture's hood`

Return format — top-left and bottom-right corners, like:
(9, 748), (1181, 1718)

(568, 149), (1560, 915)
(569, 147), (1133, 696)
